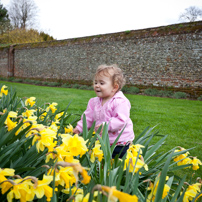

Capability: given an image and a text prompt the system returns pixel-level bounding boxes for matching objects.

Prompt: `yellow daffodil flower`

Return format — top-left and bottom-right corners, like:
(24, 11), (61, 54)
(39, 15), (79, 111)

(90, 141), (104, 163)
(128, 144), (145, 157)
(61, 134), (88, 157)
(46, 102), (58, 113)
(32, 128), (57, 152)
(4, 111), (18, 131)
(22, 109), (36, 118)
(183, 183), (201, 202)
(4, 179), (32, 202)
(55, 162), (91, 186)
(29, 175), (53, 202)
(0, 168), (15, 194)
(74, 192), (98, 202)
(54, 111), (64, 120)
(95, 185), (138, 202)
(191, 157), (202, 170)
(45, 146), (74, 163)
(52, 166), (76, 189)
(25, 97), (36, 107)
(124, 151), (148, 173)
(65, 124), (74, 135)
(62, 186), (83, 195)
(0, 85), (8, 97)
(147, 179), (170, 202)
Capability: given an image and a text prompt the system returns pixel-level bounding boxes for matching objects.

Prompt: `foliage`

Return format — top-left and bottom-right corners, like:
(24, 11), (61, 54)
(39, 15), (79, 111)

(198, 95), (202, 101)
(0, 3), (9, 22)
(122, 86), (140, 94)
(39, 31), (55, 41)
(0, 84), (202, 202)
(173, 92), (187, 99)
(0, 28), (46, 44)
(0, 2), (11, 35)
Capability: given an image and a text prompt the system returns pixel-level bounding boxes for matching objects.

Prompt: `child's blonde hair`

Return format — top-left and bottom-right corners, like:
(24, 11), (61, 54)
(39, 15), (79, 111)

(94, 64), (126, 91)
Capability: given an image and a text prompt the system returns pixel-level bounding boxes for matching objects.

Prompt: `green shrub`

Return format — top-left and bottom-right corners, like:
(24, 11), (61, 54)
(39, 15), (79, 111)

(61, 83), (71, 88)
(72, 83), (81, 89)
(13, 78), (23, 82)
(173, 92), (187, 99)
(33, 80), (42, 85)
(0, 77), (7, 81)
(86, 85), (94, 90)
(122, 86), (140, 94)
(159, 90), (174, 97)
(8, 77), (15, 81)
(144, 88), (160, 96)
(79, 85), (89, 90)
(127, 86), (140, 94)
(197, 95), (202, 101)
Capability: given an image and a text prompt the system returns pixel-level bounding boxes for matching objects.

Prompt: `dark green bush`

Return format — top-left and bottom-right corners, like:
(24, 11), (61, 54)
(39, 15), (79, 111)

(144, 88), (159, 96)
(72, 84), (81, 89)
(14, 78), (23, 82)
(127, 86), (140, 94)
(61, 83), (71, 88)
(197, 95), (202, 101)
(173, 92), (187, 99)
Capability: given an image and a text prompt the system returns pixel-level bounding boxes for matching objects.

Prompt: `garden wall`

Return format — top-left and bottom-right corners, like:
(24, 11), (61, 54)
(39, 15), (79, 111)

(0, 21), (202, 90)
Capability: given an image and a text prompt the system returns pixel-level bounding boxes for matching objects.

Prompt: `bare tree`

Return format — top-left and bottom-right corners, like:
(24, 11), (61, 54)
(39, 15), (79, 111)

(179, 6), (202, 22)
(8, 0), (38, 29)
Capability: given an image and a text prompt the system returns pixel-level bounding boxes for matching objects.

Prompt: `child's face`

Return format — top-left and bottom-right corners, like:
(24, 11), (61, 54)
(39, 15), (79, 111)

(94, 72), (118, 101)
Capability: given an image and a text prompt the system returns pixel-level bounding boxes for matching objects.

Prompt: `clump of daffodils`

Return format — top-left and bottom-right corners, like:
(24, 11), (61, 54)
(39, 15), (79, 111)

(174, 147), (202, 170)
(1, 84), (202, 202)
(124, 144), (148, 174)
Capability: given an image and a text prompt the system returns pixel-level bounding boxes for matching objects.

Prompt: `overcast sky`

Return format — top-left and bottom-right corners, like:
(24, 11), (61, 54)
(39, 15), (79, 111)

(1, 0), (202, 40)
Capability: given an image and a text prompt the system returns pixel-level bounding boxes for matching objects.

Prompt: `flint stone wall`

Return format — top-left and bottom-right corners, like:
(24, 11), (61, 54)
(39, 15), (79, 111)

(0, 21), (202, 89)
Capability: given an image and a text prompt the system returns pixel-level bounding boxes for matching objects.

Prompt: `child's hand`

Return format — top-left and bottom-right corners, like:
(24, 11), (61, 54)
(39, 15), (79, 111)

(73, 127), (80, 134)
(95, 124), (103, 133)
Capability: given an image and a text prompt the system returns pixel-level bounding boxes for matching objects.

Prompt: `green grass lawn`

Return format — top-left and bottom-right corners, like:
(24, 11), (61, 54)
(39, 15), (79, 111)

(1, 81), (202, 178)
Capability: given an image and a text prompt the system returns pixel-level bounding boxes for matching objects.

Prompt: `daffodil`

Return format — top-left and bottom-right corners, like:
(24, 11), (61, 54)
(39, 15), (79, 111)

(4, 178), (32, 202)
(26, 175), (53, 202)
(61, 134), (88, 157)
(4, 111), (18, 131)
(0, 85), (8, 97)
(65, 124), (74, 135)
(32, 127), (57, 152)
(90, 140), (104, 163)
(45, 146), (74, 163)
(94, 185), (138, 202)
(49, 166), (76, 189)
(147, 179), (170, 202)
(124, 151), (148, 173)
(54, 111), (64, 121)
(128, 144), (145, 157)
(191, 157), (202, 170)
(46, 102), (58, 113)
(183, 183), (201, 202)
(25, 97), (36, 107)
(22, 109), (36, 118)
(74, 192), (98, 202)
(0, 168), (15, 194)
(55, 162), (91, 186)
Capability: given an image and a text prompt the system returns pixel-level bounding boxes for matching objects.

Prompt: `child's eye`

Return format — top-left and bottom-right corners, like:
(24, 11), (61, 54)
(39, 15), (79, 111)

(100, 82), (104, 85)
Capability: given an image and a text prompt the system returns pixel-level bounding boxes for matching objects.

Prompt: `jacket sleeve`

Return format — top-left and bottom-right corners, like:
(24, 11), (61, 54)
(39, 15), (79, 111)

(76, 98), (95, 133)
(107, 98), (131, 133)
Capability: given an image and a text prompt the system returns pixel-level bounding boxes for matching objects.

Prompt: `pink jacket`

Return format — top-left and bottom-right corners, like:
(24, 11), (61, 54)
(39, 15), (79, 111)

(76, 91), (134, 145)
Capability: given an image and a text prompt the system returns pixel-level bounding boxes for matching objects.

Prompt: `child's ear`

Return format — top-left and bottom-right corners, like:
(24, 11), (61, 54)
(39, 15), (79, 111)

(114, 83), (119, 92)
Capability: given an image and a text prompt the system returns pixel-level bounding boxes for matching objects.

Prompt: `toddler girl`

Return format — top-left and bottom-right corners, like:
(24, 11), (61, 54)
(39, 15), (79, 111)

(73, 64), (134, 158)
